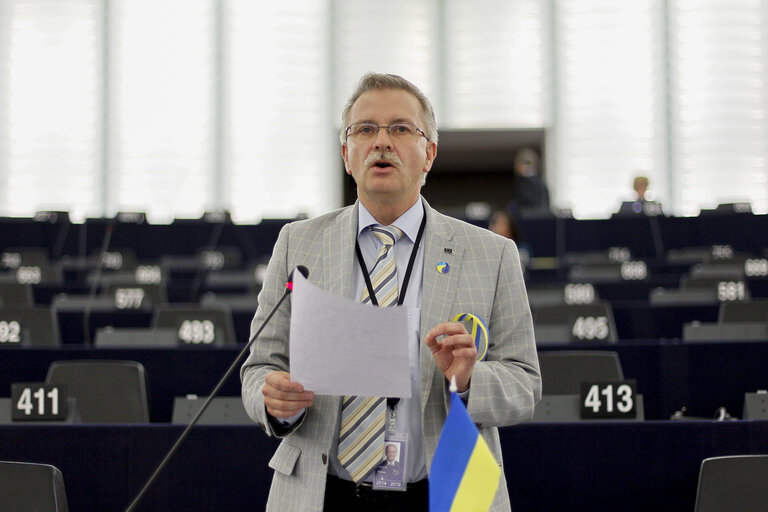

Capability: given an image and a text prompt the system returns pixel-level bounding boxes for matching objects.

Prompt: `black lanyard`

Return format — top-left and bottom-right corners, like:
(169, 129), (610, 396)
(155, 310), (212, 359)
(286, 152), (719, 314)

(354, 205), (426, 307)
(354, 205), (426, 411)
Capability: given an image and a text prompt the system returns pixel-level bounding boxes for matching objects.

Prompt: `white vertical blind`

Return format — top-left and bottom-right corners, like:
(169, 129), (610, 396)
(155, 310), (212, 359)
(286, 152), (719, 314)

(2, 2), (768, 221)
(669, 0), (768, 215)
(0, 0), (101, 220)
(553, 0), (667, 218)
(107, 0), (215, 222)
(223, 1), (335, 222)
(333, 0), (440, 125)
(0, 1), (10, 200)
(443, 0), (549, 128)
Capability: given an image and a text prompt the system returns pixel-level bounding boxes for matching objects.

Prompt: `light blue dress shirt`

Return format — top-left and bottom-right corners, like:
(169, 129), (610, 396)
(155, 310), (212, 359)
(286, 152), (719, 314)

(278, 198), (429, 482)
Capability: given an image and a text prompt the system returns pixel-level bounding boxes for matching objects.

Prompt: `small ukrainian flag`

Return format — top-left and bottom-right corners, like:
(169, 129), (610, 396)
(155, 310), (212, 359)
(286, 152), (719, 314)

(429, 379), (501, 512)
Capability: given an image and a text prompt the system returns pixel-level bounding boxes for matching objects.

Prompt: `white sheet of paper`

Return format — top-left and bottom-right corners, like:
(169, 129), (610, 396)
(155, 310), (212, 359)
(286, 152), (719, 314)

(289, 272), (412, 397)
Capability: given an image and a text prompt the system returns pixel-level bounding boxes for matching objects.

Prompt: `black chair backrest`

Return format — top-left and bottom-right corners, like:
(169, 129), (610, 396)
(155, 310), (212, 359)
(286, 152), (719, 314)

(152, 305), (236, 346)
(172, 396), (252, 425)
(695, 455), (768, 512)
(533, 301), (618, 343)
(0, 307), (60, 346)
(0, 461), (69, 512)
(45, 360), (150, 423)
(0, 282), (34, 306)
(103, 281), (168, 308)
(718, 300), (768, 323)
(538, 350), (624, 395)
(0, 248), (63, 285)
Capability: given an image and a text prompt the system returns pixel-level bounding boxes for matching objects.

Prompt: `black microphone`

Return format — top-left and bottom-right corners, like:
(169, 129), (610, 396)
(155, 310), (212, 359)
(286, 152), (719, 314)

(123, 264), (309, 512)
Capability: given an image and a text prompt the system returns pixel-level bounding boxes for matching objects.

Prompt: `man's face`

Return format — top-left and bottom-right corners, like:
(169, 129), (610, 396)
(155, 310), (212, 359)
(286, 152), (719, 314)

(342, 89), (437, 210)
(385, 445), (397, 462)
(514, 158), (535, 177)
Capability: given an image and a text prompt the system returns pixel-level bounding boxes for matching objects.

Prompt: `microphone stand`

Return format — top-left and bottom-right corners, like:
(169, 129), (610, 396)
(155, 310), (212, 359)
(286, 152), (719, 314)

(123, 266), (307, 512)
(82, 223), (114, 345)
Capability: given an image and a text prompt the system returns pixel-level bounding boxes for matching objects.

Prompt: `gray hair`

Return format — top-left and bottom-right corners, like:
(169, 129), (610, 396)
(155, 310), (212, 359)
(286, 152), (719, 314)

(340, 73), (439, 144)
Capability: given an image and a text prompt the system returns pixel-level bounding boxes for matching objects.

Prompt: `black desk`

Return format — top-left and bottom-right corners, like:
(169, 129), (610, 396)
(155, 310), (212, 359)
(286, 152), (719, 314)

(0, 347), (242, 422)
(26, 298), (732, 345)
(3, 340), (768, 422)
(536, 339), (768, 420)
(1, 421), (767, 512)
(520, 212), (767, 259)
(3, 213), (766, 266)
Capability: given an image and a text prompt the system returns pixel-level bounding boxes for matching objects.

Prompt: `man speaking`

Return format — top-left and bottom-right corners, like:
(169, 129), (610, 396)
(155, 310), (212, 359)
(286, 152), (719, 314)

(241, 72), (540, 511)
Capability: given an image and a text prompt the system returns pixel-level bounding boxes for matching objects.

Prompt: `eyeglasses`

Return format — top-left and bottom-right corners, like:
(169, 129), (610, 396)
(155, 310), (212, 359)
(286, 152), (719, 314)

(345, 122), (429, 141)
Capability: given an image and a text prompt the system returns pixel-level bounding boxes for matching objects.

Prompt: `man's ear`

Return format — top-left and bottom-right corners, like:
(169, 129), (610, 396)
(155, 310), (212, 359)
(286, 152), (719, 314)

(342, 143), (352, 175)
(423, 141), (438, 175)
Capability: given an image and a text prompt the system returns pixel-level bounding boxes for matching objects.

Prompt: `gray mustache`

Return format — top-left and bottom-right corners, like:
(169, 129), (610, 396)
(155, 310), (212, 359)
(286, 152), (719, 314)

(364, 151), (403, 167)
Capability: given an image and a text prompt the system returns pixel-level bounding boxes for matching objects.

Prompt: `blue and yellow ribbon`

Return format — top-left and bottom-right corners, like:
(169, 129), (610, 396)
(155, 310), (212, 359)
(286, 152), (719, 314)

(452, 313), (489, 361)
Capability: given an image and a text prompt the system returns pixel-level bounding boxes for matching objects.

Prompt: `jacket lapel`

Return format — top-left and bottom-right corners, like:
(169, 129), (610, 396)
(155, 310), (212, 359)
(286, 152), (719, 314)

(323, 203), (359, 300)
(419, 200), (463, 406)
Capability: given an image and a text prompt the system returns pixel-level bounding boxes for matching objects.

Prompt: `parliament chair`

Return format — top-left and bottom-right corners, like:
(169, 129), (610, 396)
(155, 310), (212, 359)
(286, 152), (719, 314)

(200, 292), (259, 314)
(87, 266), (168, 289)
(60, 247), (139, 276)
(0, 282), (34, 307)
(1, 247), (50, 269)
(0, 306), (60, 346)
(743, 393), (768, 420)
(0, 461), (69, 512)
(526, 282), (599, 308)
(533, 351), (644, 421)
(718, 299), (768, 323)
(172, 396), (252, 425)
(613, 200), (663, 217)
(564, 248), (632, 265)
(538, 350), (624, 395)
(680, 275), (751, 300)
(532, 394), (645, 422)
(103, 281), (168, 309)
(0, 247), (63, 285)
(649, 286), (718, 306)
(667, 245), (750, 266)
(51, 293), (154, 345)
(689, 261), (745, 280)
(152, 304), (236, 346)
(0, 397), (81, 424)
(160, 246), (244, 273)
(568, 263), (624, 283)
(694, 455), (768, 512)
(533, 301), (618, 343)
(93, 327), (178, 348)
(682, 299), (768, 342)
(45, 360), (150, 423)
(666, 247), (712, 266)
(202, 265), (263, 295)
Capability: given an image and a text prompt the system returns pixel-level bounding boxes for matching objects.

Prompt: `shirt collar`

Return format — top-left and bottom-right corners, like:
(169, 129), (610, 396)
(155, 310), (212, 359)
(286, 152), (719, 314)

(357, 198), (424, 243)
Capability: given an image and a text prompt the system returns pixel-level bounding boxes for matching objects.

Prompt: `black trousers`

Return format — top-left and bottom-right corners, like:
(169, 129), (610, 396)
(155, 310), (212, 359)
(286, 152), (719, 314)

(323, 474), (429, 512)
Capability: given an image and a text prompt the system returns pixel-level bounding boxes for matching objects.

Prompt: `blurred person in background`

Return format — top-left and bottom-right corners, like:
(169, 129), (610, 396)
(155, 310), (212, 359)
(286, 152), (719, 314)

(509, 147), (550, 213)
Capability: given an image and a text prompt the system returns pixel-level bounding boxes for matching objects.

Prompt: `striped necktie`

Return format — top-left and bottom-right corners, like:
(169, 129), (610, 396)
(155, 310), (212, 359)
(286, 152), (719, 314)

(338, 224), (404, 482)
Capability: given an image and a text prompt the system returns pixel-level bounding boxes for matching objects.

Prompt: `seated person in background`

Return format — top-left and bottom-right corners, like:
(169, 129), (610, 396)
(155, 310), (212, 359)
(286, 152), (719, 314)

(509, 147), (550, 213)
(616, 175), (663, 216)
(633, 175), (649, 202)
(488, 210), (531, 268)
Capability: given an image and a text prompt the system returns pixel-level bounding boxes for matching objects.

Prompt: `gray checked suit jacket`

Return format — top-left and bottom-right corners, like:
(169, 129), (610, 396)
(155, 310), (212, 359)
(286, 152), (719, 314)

(241, 198), (541, 512)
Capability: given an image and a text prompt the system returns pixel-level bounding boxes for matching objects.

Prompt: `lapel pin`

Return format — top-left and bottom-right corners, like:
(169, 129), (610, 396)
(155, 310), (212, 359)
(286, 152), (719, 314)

(436, 261), (450, 274)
